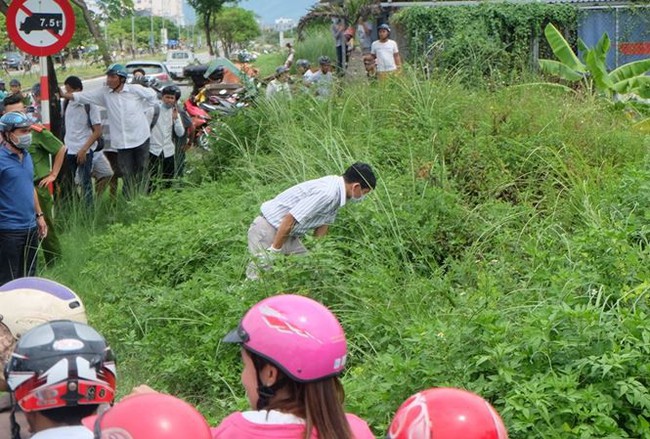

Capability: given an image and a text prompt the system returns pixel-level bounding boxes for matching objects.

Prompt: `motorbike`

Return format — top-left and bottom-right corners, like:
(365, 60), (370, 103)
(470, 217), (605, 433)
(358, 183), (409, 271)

(183, 98), (212, 150)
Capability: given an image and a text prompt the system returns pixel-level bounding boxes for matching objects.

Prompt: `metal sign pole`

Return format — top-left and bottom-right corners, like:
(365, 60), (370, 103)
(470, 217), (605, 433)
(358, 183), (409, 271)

(39, 56), (50, 129)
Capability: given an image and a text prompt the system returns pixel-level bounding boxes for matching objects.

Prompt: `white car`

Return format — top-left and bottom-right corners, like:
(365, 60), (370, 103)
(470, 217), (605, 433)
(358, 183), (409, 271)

(165, 50), (195, 79)
(125, 61), (175, 87)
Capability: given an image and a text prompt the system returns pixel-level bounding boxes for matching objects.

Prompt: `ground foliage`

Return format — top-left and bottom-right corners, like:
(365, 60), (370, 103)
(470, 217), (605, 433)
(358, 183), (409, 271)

(393, 4), (578, 80)
(51, 74), (650, 438)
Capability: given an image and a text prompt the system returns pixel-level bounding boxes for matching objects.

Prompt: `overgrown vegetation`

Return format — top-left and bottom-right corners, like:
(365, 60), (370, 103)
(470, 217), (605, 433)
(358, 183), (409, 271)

(49, 71), (649, 438)
(393, 4), (578, 80)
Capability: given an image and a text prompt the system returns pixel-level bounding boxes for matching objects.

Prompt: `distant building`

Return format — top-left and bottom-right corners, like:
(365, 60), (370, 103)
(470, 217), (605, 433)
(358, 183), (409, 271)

(85, 0), (102, 14)
(275, 17), (295, 31)
(134, 0), (187, 26)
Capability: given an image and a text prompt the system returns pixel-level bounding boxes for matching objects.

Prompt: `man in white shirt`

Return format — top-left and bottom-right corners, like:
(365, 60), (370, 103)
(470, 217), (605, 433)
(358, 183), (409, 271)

(296, 59), (316, 84)
(246, 162), (376, 280)
(308, 56), (335, 98)
(61, 64), (158, 198)
(62, 76), (102, 207)
(371, 24), (402, 78)
(147, 85), (185, 190)
(266, 66), (291, 100)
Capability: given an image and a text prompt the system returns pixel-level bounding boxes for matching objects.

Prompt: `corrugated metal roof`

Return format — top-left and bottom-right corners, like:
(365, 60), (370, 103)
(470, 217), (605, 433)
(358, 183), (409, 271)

(380, 0), (640, 7)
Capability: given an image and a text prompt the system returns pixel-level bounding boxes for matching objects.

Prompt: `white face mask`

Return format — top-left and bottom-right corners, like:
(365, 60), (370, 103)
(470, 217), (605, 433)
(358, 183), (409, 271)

(350, 185), (366, 203)
(13, 133), (32, 149)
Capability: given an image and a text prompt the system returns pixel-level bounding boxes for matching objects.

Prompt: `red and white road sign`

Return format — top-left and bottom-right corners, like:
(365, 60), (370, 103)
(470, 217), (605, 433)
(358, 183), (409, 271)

(7, 0), (75, 57)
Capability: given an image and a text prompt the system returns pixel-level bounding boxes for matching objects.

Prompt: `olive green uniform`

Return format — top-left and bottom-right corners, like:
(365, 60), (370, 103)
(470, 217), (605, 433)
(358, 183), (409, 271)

(28, 126), (64, 266)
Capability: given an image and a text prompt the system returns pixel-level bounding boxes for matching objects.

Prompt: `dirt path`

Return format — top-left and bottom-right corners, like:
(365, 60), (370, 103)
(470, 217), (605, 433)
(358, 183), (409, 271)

(346, 49), (367, 79)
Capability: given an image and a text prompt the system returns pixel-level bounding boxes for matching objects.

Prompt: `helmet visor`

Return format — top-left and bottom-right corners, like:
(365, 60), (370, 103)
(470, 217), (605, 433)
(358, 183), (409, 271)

(223, 324), (249, 344)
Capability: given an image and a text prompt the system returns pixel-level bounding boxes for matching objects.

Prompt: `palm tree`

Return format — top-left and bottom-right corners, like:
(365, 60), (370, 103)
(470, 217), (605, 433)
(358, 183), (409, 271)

(297, 0), (382, 40)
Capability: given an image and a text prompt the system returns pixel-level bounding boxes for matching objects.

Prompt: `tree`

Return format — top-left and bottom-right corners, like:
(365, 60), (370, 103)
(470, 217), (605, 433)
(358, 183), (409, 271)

(187, 0), (237, 56)
(214, 7), (260, 58)
(69, 5), (94, 50)
(0, 0), (115, 67)
(297, 0), (381, 39)
(96, 0), (134, 21)
(68, 0), (114, 66)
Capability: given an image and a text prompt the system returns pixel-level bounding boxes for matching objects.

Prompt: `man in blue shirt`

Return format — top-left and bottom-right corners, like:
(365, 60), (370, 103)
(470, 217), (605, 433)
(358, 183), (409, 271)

(0, 112), (47, 284)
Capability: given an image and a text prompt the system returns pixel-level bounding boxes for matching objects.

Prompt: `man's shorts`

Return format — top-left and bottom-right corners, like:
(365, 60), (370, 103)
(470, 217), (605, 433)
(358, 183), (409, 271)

(91, 151), (114, 180)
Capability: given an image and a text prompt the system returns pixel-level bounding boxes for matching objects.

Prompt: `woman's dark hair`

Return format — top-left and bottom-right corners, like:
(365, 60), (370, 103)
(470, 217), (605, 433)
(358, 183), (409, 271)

(248, 350), (353, 439)
(343, 162), (376, 190)
(3, 93), (23, 108)
(40, 404), (99, 425)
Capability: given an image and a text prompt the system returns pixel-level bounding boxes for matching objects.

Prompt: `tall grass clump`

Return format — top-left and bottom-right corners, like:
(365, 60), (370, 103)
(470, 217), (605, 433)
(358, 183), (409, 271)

(294, 25), (337, 69)
(49, 69), (650, 437)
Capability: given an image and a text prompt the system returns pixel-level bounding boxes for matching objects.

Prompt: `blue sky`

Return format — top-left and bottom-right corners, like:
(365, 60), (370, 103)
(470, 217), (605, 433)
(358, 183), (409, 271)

(240, 0), (317, 25)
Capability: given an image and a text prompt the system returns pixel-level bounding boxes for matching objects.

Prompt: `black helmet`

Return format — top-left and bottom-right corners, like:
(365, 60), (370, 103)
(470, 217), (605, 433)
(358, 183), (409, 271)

(378, 23), (391, 33)
(162, 85), (181, 100)
(296, 59), (310, 69)
(4, 320), (117, 413)
(318, 56), (331, 65)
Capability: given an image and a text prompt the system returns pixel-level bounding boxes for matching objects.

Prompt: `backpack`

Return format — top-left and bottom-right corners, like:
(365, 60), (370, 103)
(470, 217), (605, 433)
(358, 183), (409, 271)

(150, 104), (161, 130)
(173, 105), (192, 151)
(83, 104), (105, 152)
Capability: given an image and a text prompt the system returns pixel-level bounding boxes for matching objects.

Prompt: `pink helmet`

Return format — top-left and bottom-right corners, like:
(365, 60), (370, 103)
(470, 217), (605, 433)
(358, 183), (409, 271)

(224, 294), (347, 382)
(83, 393), (212, 439)
(387, 388), (508, 439)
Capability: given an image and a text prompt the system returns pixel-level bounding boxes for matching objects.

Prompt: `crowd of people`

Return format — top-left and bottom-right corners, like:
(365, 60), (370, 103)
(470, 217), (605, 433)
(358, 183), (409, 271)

(0, 64), (193, 283)
(0, 23), (509, 438)
(0, 278), (509, 439)
(265, 21), (402, 101)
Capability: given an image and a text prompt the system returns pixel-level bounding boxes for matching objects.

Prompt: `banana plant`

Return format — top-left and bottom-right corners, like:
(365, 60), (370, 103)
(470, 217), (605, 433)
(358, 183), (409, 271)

(539, 23), (650, 99)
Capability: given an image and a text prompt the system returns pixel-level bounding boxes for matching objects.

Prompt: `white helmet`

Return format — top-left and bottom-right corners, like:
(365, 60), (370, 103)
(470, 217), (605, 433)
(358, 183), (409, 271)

(0, 278), (87, 339)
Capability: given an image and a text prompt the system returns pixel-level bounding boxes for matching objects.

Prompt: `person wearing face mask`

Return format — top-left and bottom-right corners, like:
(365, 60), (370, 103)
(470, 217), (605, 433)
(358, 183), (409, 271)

(146, 86), (185, 191)
(246, 162), (376, 280)
(3, 93), (67, 268)
(0, 112), (48, 284)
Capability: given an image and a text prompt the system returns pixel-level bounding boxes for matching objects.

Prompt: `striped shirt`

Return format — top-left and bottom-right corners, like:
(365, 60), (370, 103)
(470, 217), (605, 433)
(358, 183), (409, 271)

(260, 176), (347, 237)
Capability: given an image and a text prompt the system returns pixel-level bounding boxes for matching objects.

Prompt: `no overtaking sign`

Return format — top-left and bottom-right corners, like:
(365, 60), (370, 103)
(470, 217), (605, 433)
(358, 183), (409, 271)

(7, 0), (75, 57)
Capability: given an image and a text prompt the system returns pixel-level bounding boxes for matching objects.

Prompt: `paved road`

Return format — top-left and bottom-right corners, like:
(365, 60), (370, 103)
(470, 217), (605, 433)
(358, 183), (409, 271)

(82, 51), (211, 99)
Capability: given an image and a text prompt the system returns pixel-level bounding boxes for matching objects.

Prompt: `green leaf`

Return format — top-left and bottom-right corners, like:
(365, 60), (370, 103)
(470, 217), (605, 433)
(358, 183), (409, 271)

(594, 32), (611, 62)
(609, 58), (650, 84)
(539, 59), (584, 82)
(544, 23), (586, 73)
(585, 49), (614, 93)
(612, 76), (650, 98)
(578, 38), (589, 54)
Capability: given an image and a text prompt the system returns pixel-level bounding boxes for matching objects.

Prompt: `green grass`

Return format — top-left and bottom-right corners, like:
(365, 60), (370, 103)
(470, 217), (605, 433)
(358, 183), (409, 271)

(47, 70), (650, 438)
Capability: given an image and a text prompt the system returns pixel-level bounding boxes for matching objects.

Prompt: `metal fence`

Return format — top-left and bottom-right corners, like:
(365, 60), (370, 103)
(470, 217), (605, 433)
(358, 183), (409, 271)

(577, 4), (650, 70)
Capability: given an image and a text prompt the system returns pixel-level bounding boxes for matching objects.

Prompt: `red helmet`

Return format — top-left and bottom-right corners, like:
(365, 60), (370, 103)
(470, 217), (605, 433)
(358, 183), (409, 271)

(83, 393), (212, 439)
(387, 388), (508, 439)
(4, 320), (116, 412)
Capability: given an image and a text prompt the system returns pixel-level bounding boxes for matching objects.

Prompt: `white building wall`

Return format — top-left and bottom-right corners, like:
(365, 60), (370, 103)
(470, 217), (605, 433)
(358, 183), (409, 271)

(134, 0), (186, 25)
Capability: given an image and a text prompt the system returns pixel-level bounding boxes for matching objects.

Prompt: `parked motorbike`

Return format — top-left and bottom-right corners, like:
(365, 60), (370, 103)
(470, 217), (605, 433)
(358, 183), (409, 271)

(184, 98), (212, 150)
